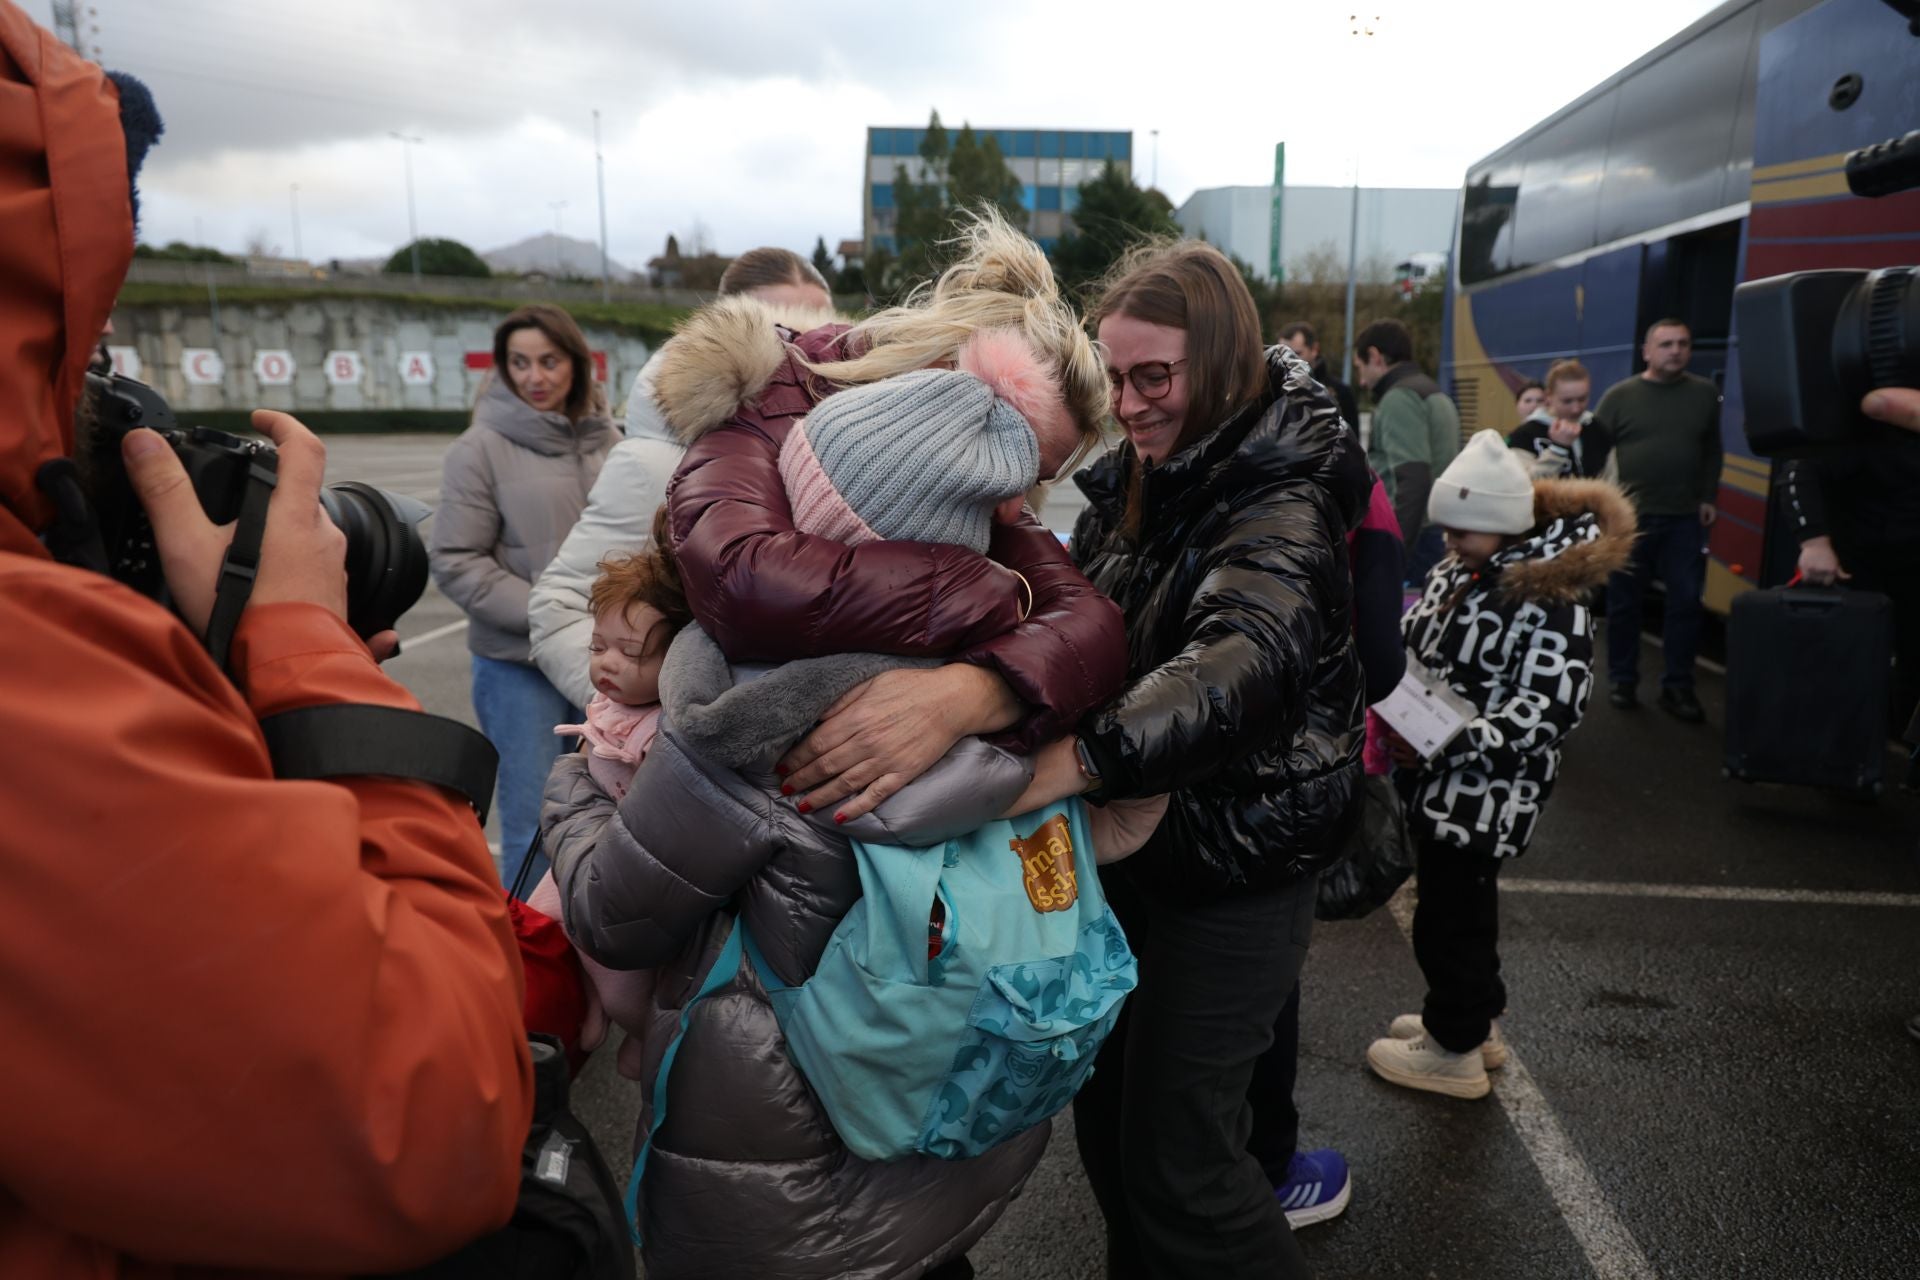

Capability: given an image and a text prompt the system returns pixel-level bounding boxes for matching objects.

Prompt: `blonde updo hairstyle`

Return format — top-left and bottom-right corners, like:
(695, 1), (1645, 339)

(805, 209), (1110, 457)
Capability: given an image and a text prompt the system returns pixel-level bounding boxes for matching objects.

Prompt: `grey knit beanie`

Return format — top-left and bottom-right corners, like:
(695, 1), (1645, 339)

(779, 367), (1040, 554)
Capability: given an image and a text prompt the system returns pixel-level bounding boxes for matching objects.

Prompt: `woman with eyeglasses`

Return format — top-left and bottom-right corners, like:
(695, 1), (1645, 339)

(1013, 240), (1370, 1278)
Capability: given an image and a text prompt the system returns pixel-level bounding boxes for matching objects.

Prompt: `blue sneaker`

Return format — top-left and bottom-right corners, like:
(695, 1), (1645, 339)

(1275, 1148), (1351, 1229)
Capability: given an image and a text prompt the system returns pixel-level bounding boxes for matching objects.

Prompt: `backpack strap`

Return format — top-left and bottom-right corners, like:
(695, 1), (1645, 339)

(625, 916), (747, 1246)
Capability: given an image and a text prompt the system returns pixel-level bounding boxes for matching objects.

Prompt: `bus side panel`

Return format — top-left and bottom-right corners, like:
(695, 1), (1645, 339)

(1577, 246), (1643, 395)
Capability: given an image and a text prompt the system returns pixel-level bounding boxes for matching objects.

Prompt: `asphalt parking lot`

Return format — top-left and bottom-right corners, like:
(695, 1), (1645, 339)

(337, 433), (1920, 1279)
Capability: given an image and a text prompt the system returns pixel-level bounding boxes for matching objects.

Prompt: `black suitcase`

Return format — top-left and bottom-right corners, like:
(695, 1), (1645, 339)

(1724, 586), (1892, 795)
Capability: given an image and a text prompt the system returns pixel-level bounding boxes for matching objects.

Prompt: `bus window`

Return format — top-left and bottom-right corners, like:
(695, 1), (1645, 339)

(1510, 91), (1618, 273)
(1596, 6), (1759, 244)
(1459, 159), (1520, 285)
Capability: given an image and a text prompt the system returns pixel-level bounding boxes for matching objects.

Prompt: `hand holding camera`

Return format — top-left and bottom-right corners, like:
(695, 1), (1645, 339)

(122, 410), (348, 636)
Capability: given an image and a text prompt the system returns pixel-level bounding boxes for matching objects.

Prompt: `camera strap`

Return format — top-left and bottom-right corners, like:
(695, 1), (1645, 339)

(203, 453), (278, 671)
(258, 704), (499, 823)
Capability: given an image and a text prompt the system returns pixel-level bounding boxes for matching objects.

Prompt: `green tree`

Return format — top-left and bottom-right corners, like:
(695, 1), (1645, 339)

(1050, 160), (1180, 298)
(889, 111), (1027, 297)
(383, 237), (492, 278)
(134, 240), (237, 265)
(811, 235), (835, 281)
(946, 125), (1024, 226)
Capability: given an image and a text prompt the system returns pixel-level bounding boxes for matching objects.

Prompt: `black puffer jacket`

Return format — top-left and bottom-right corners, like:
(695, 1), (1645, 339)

(1071, 346), (1371, 902)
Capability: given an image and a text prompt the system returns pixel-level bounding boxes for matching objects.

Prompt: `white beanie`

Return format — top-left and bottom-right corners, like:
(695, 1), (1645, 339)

(1428, 429), (1537, 535)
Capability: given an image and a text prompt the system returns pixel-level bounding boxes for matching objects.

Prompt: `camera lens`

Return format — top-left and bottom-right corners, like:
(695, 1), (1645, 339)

(1833, 266), (1920, 399)
(317, 481), (432, 638)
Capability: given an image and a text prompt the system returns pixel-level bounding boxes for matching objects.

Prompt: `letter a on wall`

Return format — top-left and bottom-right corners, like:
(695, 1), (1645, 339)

(399, 352), (436, 386)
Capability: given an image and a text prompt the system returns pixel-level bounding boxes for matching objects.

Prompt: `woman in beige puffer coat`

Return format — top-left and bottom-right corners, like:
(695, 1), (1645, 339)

(429, 303), (616, 883)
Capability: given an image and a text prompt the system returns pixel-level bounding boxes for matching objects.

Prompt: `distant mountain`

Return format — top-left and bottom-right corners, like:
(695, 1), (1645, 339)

(482, 233), (635, 281)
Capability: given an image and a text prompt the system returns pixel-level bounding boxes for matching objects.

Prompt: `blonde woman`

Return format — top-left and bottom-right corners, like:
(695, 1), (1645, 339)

(659, 211), (1124, 818)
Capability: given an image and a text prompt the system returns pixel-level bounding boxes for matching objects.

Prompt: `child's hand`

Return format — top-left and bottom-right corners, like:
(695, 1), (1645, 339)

(1384, 728), (1422, 768)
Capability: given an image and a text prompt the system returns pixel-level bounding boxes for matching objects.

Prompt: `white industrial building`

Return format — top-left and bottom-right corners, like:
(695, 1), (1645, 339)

(1175, 184), (1458, 282)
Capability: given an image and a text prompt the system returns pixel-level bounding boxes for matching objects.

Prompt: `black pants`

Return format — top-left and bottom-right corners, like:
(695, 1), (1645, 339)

(1074, 869), (1316, 1280)
(1245, 982), (1302, 1184)
(1411, 835), (1506, 1054)
(1839, 538), (1920, 736)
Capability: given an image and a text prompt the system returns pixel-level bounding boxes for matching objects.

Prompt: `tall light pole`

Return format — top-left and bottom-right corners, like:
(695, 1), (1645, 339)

(1150, 128), (1159, 190)
(289, 182), (303, 262)
(548, 201), (569, 276)
(593, 109), (611, 302)
(388, 131), (424, 283)
(1340, 15), (1379, 380)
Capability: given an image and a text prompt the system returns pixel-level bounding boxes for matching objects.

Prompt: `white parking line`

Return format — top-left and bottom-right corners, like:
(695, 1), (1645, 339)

(1387, 890), (1661, 1280)
(403, 619), (469, 648)
(1501, 878), (1920, 908)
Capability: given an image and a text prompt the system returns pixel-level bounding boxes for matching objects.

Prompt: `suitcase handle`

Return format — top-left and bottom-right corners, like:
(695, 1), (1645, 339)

(1781, 572), (1845, 612)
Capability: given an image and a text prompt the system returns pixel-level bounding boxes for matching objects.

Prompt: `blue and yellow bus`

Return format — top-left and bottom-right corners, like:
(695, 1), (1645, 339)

(1442, 0), (1919, 612)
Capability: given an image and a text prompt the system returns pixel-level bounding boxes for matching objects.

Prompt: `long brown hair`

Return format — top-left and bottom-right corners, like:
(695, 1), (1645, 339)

(492, 303), (596, 421)
(718, 246), (830, 296)
(1091, 240), (1267, 534)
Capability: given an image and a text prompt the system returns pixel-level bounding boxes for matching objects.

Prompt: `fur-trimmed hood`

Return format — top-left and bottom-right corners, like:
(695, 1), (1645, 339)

(652, 295), (845, 443)
(1492, 477), (1637, 603)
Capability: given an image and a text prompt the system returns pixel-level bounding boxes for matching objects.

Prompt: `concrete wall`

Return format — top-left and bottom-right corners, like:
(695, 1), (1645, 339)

(106, 297), (656, 418)
(1176, 184), (1459, 282)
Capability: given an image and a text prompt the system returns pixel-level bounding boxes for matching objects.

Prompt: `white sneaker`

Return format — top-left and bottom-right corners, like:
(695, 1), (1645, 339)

(1387, 1013), (1508, 1070)
(1365, 1033), (1491, 1099)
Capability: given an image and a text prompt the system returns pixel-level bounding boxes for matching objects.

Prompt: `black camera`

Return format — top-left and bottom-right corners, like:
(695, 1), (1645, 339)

(1734, 265), (1919, 458)
(83, 372), (431, 639)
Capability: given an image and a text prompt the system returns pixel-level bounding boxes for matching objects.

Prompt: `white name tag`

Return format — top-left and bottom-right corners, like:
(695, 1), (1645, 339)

(1374, 657), (1477, 761)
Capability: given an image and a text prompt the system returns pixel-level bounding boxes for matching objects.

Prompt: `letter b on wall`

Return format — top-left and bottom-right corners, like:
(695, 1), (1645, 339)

(324, 350), (365, 386)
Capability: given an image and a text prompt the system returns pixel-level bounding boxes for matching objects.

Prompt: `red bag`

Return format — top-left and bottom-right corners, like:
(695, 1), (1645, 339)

(507, 892), (591, 1071)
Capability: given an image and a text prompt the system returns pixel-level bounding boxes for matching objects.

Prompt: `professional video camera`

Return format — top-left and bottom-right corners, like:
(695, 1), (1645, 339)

(81, 371), (430, 646)
(1735, 130), (1920, 458)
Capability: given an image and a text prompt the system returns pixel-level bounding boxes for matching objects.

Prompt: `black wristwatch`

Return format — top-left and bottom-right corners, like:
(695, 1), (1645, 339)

(1073, 737), (1103, 790)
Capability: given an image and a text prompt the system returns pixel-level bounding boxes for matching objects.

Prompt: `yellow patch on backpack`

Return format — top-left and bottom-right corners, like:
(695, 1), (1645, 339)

(1010, 814), (1079, 913)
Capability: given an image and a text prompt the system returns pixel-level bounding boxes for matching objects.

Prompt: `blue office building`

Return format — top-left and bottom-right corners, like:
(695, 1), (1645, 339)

(864, 126), (1133, 255)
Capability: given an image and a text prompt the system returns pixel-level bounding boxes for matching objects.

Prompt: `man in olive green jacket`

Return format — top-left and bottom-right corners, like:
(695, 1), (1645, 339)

(1355, 318), (1460, 582)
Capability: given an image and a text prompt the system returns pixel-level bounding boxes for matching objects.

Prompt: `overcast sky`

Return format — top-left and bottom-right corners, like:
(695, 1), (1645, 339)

(30, 0), (1728, 268)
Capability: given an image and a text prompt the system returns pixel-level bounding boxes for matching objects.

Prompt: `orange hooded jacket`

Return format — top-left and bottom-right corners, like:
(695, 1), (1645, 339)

(0, 7), (533, 1276)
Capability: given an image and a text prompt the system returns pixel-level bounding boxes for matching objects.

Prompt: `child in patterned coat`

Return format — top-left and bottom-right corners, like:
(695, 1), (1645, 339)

(1365, 429), (1635, 1100)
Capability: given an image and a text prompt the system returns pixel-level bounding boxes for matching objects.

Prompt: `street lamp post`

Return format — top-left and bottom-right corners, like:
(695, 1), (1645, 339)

(289, 182), (302, 262)
(1340, 15), (1379, 380)
(593, 109), (611, 303)
(1151, 128), (1159, 190)
(388, 131), (424, 283)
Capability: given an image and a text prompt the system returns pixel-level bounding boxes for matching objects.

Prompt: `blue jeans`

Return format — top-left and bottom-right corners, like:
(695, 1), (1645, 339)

(1607, 512), (1707, 690)
(470, 654), (578, 888)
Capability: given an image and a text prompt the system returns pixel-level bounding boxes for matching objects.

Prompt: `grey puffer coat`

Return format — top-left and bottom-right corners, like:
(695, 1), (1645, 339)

(542, 626), (1047, 1280)
(429, 377), (617, 662)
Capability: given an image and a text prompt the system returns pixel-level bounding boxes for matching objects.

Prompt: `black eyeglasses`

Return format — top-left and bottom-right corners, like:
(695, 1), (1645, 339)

(1106, 358), (1188, 402)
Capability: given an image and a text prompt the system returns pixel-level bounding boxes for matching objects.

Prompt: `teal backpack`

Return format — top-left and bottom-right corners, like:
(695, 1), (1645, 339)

(632, 798), (1135, 1233)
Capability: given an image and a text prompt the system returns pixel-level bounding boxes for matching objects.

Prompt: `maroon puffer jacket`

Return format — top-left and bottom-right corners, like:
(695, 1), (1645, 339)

(656, 297), (1126, 751)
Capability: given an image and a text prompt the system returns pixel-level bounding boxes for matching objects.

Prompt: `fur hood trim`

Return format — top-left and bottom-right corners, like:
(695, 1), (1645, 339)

(653, 295), (844, 444)
(1495, 477), (1638, 603)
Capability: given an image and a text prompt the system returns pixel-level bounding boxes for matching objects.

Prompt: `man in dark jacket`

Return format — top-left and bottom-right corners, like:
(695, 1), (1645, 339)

(1355, 318), (1461, 583)
(1280, 319), (1360, 432)
(1782, 428), (1920, 735)
(1593, 319), (1722, 722)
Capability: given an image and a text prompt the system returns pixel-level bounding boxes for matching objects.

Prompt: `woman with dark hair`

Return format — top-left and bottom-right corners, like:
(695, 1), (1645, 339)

(431, 303), (617, 881)
(1013, 240), (1370, 1278)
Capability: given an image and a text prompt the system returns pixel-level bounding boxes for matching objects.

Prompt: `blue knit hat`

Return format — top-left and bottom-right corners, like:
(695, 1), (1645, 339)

(780, 366), (1040, 554)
